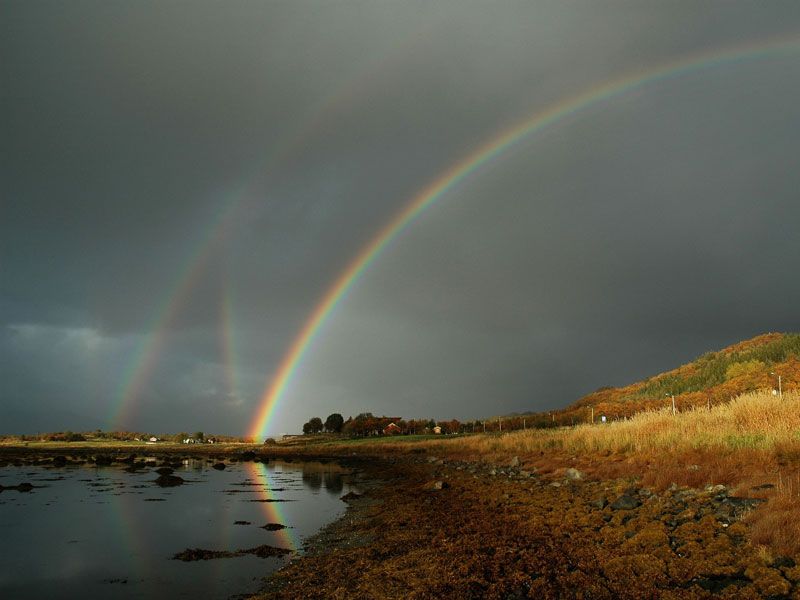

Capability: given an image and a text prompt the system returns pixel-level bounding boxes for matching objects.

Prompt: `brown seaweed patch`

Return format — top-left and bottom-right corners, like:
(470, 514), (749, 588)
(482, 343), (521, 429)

(172, 544), (291, 561)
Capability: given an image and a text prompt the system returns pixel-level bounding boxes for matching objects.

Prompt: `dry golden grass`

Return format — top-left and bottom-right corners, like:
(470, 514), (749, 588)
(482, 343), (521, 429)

(747, 472), (800, 556)
(332, 390), (800, 460)
(465, 390), (800, 456)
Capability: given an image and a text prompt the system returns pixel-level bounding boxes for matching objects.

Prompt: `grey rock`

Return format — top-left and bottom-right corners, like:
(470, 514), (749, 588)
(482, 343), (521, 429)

(610, 494), (641, 511)
(565, 468), (584, 481)
(589, 497), (608, 510)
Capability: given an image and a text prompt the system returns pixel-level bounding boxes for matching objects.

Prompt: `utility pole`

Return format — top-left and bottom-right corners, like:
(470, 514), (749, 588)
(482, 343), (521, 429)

(523, 418), (526, 430)
(483, 421), (486, 434)
(771, 372), (782, 399)
(666, 393), (675, 415)
(499, 418), (502, 432)
(591, 407), (594, 424)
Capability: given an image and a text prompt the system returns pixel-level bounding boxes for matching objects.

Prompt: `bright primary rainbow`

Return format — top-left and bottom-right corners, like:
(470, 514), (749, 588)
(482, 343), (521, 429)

(249, 36), (800, 439)
(248, 34), (800, 440)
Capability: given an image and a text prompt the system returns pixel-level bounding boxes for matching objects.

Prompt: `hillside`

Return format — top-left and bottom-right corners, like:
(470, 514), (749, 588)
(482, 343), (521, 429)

(550, 332), (800, 425)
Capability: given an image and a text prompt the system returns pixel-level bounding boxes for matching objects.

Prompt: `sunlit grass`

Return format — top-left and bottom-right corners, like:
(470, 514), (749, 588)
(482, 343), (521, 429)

(372, 390), (800, 457)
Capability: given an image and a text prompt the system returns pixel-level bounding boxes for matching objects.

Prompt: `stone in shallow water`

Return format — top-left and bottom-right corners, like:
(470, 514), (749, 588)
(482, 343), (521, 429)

(154, 474), (184, 487)
(0, 482), (34, 493)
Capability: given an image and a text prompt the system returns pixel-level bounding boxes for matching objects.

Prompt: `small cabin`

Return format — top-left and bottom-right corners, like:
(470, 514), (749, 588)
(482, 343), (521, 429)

(433, 426), (442, 434)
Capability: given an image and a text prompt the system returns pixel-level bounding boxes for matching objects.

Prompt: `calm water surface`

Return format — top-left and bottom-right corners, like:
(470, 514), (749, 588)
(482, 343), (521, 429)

(0, 458), (361, 599)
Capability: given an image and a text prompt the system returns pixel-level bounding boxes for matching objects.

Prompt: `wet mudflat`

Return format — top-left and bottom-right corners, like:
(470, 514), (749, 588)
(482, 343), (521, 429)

(0, 457), (360, 599)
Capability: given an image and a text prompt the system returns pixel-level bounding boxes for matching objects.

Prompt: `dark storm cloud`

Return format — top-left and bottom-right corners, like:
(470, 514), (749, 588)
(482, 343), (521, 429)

(3, 1), (800, 434)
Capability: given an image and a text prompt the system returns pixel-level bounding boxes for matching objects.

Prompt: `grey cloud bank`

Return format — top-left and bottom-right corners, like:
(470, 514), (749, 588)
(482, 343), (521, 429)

(3, 1), (800, 435)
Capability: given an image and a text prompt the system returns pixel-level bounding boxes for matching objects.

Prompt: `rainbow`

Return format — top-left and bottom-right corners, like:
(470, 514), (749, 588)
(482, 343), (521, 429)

(109, 23), (437, 431)
(249, 34), (800, 439)
(110, 204), (237, 429)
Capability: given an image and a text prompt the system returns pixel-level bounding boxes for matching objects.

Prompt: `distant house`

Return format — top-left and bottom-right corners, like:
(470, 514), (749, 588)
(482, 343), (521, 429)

(183, 438), (195, 444)
(383, 422), (401, 435)
(433, 426), (442, 434)
(149, 436), (158, 442)
(207, 438), (215, 444)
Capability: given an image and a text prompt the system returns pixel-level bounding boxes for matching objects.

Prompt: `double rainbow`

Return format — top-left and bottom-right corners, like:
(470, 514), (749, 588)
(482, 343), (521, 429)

(249, 34), (800, 440)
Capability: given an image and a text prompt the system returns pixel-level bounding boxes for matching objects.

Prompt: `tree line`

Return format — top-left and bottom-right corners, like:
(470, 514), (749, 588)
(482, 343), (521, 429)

(300, 412), (564, 437)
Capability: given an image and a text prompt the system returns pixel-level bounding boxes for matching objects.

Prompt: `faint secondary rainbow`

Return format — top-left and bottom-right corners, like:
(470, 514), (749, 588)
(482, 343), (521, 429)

(249, 34), (800, 439)
(110, 204), (237, 429)
(110, 24), (437, 431)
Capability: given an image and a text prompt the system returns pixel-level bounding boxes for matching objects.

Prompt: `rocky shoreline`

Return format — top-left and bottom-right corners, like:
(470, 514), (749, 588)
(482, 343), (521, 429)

(252, 455), (799, 599)
(3, 444), (797, 598)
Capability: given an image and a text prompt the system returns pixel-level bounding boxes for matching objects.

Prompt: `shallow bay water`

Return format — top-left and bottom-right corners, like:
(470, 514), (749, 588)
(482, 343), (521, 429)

(0, 458), (359, 599)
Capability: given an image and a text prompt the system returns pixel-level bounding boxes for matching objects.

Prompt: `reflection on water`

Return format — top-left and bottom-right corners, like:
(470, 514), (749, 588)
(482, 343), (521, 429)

(0, 458), (359, 599)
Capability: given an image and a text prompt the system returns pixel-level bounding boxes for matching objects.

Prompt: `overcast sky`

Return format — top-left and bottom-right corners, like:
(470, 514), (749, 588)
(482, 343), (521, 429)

(3, 1), (800, 436)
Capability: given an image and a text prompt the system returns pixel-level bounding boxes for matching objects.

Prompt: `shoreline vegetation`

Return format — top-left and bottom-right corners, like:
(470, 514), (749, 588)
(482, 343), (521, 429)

(6, 390), (800, 596)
